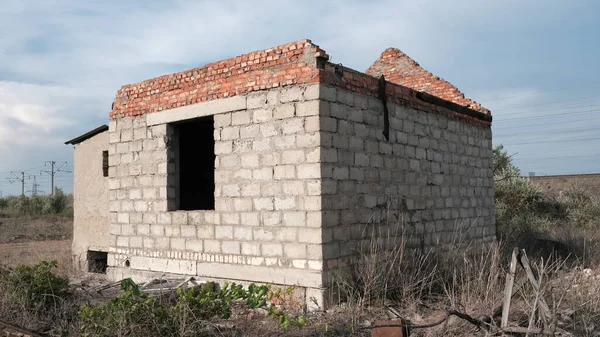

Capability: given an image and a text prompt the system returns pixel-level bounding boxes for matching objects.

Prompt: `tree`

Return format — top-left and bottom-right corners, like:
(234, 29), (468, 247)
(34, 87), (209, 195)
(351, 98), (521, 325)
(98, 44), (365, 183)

(0, 197), (7, 213)
(493, 145), (520, 182)
(493, 145), (599, 239)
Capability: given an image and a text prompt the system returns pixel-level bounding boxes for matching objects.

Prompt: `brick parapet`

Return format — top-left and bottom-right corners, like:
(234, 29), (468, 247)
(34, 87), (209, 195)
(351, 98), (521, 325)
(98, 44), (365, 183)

(108, 39), (491, 127)
(318, 64), (491, 128)
(110, 40), (325, 119)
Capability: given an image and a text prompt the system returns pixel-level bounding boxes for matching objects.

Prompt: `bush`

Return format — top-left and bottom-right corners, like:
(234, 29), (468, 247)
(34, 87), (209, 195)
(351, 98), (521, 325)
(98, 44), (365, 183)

(560, 187), (600, 230)
(493, 145), (600, 239)
(79, 279), (172, 337)
(47, 188), (71, 215)
(0, 198), (7, 215)
(79, 279), (305, 337)
(0, 260), (69, 310)
(1, 188), (73, 217)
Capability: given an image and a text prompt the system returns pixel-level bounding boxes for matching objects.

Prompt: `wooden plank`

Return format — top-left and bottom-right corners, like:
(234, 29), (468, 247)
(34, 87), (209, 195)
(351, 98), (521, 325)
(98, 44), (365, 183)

(501, 247), (519, 328)
(415, 91), (493, 122)
(175, 276), (195, 289)
(378, 75), (390, 141)
(526, 259), (544, 336)
(493, 276), (528, 318)
(140, 278), (158, 290)
(94, 281), (122, 293)
(519, 251), (553, 322)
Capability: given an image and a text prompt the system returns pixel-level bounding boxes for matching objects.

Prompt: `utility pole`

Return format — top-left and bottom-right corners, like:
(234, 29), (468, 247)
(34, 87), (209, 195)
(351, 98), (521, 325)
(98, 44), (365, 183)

(27, 175), (43, 196)
(41, 161), (70, 195)
(6, 172), (29, 196)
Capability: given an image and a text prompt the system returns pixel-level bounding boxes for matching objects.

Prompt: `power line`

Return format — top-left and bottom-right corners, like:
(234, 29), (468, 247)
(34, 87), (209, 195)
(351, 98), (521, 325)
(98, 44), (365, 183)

(494, 126), (600, 137)
(482, 81), (598, 103)
(493, 94), (600, 113)
(41, 161), (71, 195)
(496, 100), (598, 117)
(26, 175), (44, 196)
(514, 154), (600, 161)
(0, 166), (46, 175)
(493, 116), (600, 131)
(494, 108), (600, 122)
(523, 164), (600, 172)
(5, 172), (30, 196)
(502, 136), (600, 146)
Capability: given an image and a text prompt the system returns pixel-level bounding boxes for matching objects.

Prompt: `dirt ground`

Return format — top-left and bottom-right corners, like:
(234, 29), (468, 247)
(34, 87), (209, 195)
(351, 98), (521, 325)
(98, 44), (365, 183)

(0, 240), (72, 274)
(0, 216), (73, 275)
(0, 215), (597, 336)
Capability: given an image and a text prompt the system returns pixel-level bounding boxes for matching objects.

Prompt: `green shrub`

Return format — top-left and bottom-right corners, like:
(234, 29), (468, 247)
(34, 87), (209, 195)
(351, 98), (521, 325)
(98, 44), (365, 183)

(79, 279), (305, 337)
(46, 188), (70, 215)
(560, 187), (600, 230)
(0, 198), (7, 215)
(2, 189), (73, 217)
(0, 260), (69, 310)
(494, 145), (600, 238)
(79, 279), (172, 337)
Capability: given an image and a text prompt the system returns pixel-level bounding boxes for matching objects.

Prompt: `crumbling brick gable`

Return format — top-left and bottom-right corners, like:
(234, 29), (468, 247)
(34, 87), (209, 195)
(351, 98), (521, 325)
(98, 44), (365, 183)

(110, 39), (329, 119)
(319, 63), (491, 127)
(366, 48), (490, 115)
(109, 39), (491, 127)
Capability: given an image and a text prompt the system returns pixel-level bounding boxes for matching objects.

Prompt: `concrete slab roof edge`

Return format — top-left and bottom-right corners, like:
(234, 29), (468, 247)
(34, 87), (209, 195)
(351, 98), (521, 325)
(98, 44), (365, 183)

(65, 124), (109, 145)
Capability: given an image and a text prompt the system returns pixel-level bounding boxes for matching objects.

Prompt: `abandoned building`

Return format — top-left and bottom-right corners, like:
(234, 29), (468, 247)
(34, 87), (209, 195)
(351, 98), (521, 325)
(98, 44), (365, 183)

(66, 39), (495, 308)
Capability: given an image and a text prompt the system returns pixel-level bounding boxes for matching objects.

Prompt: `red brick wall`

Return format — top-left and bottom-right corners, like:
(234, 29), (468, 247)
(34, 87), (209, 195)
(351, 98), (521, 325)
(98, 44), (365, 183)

(110, 40), (328, 119)
(318, 64), (491, 127)
(109, 39), (491, 127)
(365, 48), (490, 115)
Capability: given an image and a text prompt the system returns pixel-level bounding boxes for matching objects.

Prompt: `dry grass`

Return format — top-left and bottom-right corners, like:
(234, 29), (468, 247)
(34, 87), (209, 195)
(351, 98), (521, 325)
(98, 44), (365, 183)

(328, 211), (600, 336)
(0, 242), (79, 335)
(0, 215), (72, 243)
(2, 212), (600, 336)
(0, 215), (77, 334)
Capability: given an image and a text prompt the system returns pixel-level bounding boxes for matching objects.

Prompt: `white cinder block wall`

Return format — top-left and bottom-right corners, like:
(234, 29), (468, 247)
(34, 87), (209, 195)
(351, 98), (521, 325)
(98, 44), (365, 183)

(105, 83), (495, 309)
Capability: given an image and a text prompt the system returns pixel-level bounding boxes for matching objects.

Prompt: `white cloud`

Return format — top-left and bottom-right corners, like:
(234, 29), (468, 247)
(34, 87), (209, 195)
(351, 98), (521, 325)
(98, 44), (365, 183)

(0, 0), (597, 194)
(0, 81), (103, 154)
(0, 0), (579, 83)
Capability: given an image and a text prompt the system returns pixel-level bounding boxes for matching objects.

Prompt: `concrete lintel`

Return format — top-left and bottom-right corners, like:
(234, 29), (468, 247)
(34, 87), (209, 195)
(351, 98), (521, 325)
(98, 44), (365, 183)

(197, 262), (324, 288)
(147, 95), (247, 126)
(130, 256), (197, 275)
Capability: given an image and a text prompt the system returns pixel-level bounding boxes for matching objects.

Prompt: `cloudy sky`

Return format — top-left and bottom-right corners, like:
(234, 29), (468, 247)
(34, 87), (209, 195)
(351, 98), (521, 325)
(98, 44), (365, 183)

(0, 0), (599, 196)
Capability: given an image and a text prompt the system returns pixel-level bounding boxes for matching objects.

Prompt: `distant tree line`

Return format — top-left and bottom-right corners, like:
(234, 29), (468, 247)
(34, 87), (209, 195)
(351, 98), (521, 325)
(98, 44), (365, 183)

(0, 188), (73, 217)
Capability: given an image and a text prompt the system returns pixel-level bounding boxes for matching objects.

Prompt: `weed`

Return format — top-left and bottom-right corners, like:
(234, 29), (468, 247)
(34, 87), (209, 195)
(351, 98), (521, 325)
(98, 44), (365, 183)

(0, 188), (73, 218)
(0, 260), (69, 311)
(79, 278), (306, 337)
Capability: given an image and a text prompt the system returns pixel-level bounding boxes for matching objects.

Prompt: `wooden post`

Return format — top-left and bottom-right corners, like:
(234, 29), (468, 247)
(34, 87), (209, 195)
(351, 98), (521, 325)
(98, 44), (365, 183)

(526, 259), (544, 336)
(519, 251), (553, 323)
(501, 247), (518, 328)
